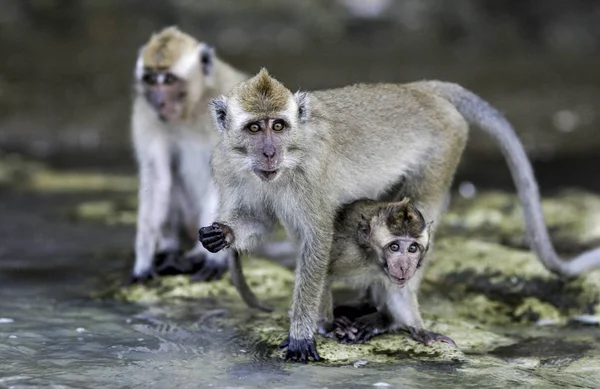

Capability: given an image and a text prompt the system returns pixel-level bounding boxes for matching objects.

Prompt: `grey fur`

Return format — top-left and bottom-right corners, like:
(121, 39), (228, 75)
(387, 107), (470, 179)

(206, 74), (600, 360)
(131, 38), (247, 279)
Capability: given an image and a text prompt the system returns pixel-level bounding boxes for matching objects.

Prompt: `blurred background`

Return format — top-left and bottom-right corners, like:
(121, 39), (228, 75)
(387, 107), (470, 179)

(1, 0), (599, 190)
(1, 2), (600, 386)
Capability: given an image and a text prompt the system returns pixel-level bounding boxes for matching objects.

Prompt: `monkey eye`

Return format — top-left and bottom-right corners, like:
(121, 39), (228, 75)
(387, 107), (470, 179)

(389, 243), (400, 252)
(164, 73), (178, 85)
(408, 243), (419, 253)
(272, 120), (285, 131)
(142, 73), (157, 85)
(247, 123), (261, 133)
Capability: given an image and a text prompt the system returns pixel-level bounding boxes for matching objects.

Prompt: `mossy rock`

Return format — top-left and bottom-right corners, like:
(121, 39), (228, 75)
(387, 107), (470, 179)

(74, 197), (137, 225)
(102, 189), (600, 364)
(425, 237), (600, 325)
(440, 190), (600, 252)
(111, 257), (295, 306)
(0, 153), (45, 187)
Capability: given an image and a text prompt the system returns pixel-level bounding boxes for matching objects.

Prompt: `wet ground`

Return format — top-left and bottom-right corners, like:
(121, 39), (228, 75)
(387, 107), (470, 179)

(1, 158), (600, 388)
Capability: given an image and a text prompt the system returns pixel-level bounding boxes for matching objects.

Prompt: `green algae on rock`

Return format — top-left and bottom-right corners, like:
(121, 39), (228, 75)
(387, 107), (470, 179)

(113, 257), (295, 306)
(74, 196), (137, 225)
(440, 190), (600, 252)
(102, 189), (600, 365)
(424, 237), (600, 326)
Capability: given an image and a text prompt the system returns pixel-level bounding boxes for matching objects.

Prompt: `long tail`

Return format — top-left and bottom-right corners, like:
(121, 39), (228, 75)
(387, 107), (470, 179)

(228, 250), (274, 312)
(425, 81), (600, 277)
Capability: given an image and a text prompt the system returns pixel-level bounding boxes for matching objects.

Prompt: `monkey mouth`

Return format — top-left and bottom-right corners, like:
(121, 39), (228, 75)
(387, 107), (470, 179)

(386, 273), (408, 287)
(255, 169), (279, 182)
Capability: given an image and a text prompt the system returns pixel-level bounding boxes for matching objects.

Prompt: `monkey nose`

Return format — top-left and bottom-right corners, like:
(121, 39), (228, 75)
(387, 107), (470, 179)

(263, 148), (277, 164)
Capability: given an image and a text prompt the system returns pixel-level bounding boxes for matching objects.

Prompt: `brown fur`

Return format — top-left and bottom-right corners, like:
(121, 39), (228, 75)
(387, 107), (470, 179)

(380, 198), (427, 238)
(142, 26), (198, 68)
(234, 68), (291, 115)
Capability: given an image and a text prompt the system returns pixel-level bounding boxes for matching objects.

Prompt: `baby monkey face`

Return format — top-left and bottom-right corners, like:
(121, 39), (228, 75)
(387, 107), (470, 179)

(358, 198), (431, 287)
(380, 236), (427, 287)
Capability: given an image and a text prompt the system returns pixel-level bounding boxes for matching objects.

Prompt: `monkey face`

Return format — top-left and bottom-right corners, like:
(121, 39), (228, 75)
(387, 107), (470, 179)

(233, 118), (292, 181)
(211, 70), (310, 183)
(141, 70), (188, 122)
(380, 237), (426, 287)
(362, 198), (431, 287)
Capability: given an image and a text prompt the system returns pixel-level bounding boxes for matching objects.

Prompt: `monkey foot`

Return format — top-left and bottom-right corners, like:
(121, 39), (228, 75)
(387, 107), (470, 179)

(409, 328), (457, 347)
(124, 267), (159, 285)
(154, 249), (191, 276)
(331, 313), (390, 344)
(190, 255), (228, 282)
(322, 316), (360, 341)
(278, 336), (321, 363)
(338, 320), (382, 344)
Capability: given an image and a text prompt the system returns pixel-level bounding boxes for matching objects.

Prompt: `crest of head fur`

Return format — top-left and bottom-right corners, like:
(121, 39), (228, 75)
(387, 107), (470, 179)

(380, 197), (427, 238)
(141, 26), (199, 71)
(234, 68), (292, 115)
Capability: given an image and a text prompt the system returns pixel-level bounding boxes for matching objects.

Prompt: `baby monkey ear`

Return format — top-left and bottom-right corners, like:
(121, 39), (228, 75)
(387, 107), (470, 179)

(210, 96), (228, 132)
(357, 214), (372, 248)
(424, 220), (434, 252)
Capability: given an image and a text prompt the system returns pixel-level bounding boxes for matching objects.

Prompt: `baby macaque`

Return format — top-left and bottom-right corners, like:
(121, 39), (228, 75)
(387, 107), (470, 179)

(322, 198), (456, 346)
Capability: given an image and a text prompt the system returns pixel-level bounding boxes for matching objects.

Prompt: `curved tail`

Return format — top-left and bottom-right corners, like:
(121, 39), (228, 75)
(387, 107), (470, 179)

(425, 81), (600, 277)
(228, 250), (274, 312)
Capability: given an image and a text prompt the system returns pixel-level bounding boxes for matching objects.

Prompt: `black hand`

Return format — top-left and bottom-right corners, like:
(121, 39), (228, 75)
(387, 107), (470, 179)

(198, 223), (229, 253)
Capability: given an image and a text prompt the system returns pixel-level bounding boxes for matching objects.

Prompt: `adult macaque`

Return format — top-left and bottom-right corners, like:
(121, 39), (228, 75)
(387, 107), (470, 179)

(130, 26), (246, 283)
(200, 69), (600, 362)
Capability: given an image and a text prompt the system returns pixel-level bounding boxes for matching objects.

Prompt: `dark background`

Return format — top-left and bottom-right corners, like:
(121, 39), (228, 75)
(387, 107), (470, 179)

(1, 0), (599, 190)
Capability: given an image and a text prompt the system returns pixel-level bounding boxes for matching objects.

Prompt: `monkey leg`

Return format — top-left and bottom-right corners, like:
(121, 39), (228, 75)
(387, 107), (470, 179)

(279, 232), (333, 363)
(317, 280), (335, 337)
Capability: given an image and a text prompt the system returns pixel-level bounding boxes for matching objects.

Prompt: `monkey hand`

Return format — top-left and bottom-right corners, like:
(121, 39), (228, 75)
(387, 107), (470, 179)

(278, 336), (321, 363)
(409, 328), (457, 348)
(198, 223), (232, 253)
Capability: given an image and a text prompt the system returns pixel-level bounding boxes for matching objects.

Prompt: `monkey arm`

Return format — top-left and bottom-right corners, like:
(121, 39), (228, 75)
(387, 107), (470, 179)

(280, 226), (333, 362)
(199, 198), (276, 254)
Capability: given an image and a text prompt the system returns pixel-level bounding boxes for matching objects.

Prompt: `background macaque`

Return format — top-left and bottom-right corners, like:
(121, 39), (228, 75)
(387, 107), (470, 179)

(200, 68), (600, 362)
(130, 26), (247, 283)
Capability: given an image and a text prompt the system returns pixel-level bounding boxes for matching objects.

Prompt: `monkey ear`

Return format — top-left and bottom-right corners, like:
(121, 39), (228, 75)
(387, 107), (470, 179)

(200, 44), (214, 76)
(426, 220), (434, 234)
(293, 91), (309, 124)
(134, 45), (146, 81)
(210, 96), (228, 132)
